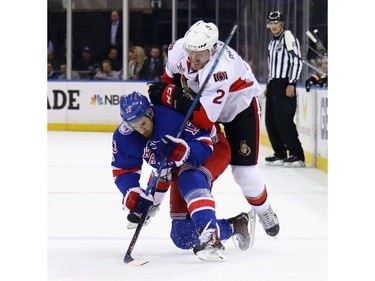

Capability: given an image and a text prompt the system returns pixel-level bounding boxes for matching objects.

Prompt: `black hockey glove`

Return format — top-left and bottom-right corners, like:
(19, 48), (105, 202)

(148, 82), (184, 109)
(148, 82), (168, 105)
(148, 82), (201, 117)
(305, 75), (319, 92)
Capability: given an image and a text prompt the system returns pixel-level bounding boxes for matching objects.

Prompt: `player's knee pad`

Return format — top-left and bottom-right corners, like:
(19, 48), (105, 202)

(170, 219), (199, 250)
(231, 165), (264, 194)
(178, 169), (210, 198)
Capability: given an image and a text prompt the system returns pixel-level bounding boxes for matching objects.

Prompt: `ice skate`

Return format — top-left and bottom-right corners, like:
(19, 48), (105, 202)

(283, 155), (306, 167)
(227, 209), (256, 250)
(265, 155), (285, 166)
(193, 228), (225, 261)
(258, 205), (280, 237)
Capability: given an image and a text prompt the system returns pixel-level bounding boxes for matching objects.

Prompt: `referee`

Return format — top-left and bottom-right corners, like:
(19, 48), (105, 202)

(264, 11), (305, 167)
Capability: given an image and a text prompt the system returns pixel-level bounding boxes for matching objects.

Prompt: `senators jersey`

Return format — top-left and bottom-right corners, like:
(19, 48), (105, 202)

(111, 105), (213, 196)
(163, 38), (262, 126)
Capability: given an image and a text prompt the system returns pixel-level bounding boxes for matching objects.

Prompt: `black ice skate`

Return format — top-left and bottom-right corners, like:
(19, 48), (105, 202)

(265, 155), (285, 166)
(258, 205), (280, 237)
(283, 155), (306, 167)
(227, 209), (256, 250)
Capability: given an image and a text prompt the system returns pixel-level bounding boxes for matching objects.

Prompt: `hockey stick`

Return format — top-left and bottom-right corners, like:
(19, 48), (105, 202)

(306, 44), (326, 59)
(312, 29), (328, 55)
(123, 172), (161, 265)
(123, 0), (247, 266)
(306, 30), (328, 58)
(284, 30), (327, 76)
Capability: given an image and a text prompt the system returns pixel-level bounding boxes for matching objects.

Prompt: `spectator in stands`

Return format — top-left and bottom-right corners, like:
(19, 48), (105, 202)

(48, 39), (54, 54)
(48, 50), (59, 70)
(128, 46), (145, 80)
(58, 63), (80, 80)
(139, 45), (164, 81)
(74, 47), (98, 80)
(48, 62), (61, 80)
(107, 47), (122, 71)
(94, 59), (119, 80)
(105, 10), (123, 60)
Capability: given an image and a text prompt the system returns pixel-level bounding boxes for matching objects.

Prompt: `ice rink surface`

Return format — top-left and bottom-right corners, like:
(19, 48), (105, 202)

(48, 131), (327, 281)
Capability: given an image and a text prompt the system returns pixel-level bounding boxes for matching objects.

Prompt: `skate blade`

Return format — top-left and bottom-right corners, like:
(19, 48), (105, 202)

(247, 209), (256, 248)
(196, 250), (225, 262)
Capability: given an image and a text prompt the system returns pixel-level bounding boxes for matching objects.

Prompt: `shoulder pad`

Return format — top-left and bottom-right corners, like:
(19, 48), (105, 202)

(119, 122), (133, 136)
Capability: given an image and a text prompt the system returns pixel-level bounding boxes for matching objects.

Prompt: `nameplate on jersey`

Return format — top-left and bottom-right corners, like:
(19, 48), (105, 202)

(213, 71), (228, 82)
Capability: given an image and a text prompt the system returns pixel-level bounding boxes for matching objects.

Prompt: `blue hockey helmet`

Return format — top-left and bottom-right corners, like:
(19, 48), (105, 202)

(120, 91), (152, 124)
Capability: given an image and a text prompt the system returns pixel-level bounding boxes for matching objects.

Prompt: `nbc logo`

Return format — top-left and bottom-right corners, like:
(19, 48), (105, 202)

(90, 95), (104, 105)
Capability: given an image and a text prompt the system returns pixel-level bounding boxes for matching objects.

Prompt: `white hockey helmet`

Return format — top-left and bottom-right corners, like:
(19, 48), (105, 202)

(184, 20), (219, 55)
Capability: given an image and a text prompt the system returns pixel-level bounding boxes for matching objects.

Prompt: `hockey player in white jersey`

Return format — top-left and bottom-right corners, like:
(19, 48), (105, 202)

(148, 20), (280, 237)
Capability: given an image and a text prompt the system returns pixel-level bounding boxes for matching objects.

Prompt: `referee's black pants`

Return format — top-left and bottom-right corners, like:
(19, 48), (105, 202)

(265, 78), (305, 161)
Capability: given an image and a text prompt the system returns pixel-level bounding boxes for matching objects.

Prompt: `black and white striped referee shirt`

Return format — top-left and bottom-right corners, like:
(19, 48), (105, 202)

(266, 30), (303, 83)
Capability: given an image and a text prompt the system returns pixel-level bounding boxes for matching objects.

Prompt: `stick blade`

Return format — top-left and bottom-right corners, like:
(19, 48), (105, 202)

(284, 30), (295, 52)
(305, 30), (317, 43)
(124, 253), (149, 266)
(247, 209), (256, 249)
(123, 253), (134, 264)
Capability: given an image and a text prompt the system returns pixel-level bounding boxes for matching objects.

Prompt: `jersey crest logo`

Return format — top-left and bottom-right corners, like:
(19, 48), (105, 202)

(147, 153), (156, 165)
(184, 121), (200, 135)
(239, 141), (251, 156)
(213, 71), (228, 82)
(143, 146), (152, 159)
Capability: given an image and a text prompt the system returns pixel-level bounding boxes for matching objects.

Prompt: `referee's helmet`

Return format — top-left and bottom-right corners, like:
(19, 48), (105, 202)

(267, 11), (283, 23)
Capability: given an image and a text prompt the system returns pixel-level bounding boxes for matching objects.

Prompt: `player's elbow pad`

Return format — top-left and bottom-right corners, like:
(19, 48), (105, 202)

(186, 142), (213, 166)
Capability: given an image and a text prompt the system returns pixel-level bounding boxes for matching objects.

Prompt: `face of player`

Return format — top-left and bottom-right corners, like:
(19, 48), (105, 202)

(187, 50), (211, 71)
(268, 21), (283, 36)
(129, 116), (153, 139)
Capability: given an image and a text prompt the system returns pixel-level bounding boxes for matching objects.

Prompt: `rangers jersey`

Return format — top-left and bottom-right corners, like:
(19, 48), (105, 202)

(111, 105), (213, 196)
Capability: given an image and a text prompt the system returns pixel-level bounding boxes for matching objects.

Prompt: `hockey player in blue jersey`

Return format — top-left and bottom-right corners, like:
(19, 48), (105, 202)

(111, 91), (255, 261)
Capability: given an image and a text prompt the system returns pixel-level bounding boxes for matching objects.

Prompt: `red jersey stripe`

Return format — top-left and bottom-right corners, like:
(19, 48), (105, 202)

(191, 107), (215, 129)
(112, 167), (140, 177)
(188, 198), (215, 214)
(162, 72), (174, 84)
(246, 187), (268, 206)
(229, 78), (254, 92)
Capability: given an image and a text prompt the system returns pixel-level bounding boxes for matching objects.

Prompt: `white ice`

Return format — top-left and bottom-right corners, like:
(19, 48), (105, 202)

(48, 131), (327, 281)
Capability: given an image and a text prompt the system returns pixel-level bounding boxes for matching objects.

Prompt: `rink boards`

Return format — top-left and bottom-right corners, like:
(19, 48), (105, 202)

(47, 81), (328, 171)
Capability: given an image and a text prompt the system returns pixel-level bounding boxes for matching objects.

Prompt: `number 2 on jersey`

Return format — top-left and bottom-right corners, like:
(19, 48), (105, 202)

(213, 89), (225, 104)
